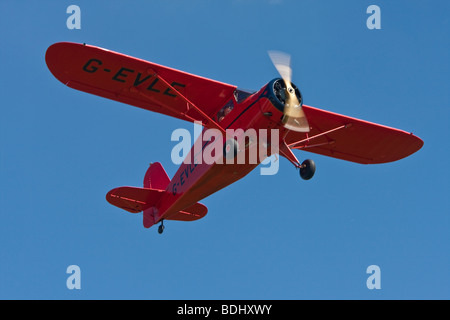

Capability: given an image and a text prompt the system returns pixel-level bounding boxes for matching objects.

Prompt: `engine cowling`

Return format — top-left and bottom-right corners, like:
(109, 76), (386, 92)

(266, 78), (303, 113)
(264, 78), (309, 132)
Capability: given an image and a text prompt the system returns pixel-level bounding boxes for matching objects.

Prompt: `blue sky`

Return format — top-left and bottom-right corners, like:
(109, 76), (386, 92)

(0, 0), (448, 299)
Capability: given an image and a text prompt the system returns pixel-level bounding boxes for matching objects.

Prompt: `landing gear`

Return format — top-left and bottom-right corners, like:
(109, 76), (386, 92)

(158, 220), (165, 234)
(299, 159), (316, 180)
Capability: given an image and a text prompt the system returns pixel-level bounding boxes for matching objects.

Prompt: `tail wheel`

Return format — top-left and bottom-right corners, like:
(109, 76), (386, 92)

(300, 159), (316, 180)
(157, 220), (165, 234)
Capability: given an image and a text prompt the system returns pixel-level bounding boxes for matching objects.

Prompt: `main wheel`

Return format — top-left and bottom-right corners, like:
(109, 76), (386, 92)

(300, 159), (316, 180)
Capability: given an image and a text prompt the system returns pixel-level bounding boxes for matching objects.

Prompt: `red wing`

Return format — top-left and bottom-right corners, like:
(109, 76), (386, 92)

(285, 105), (424, 164)
(45, 42), (236, 129)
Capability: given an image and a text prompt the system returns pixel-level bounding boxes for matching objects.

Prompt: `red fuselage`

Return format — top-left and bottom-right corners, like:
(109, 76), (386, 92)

(155, 80), (289, 222)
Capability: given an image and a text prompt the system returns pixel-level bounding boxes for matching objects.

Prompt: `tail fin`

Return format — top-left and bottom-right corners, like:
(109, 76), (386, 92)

(143, 162), (170, 189)
(106, 162), (207, 229)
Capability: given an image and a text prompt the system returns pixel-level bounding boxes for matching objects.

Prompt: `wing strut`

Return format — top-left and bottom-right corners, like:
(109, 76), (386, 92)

(280, 123), (352, 168)
(130, 87), (200, 124)
(134, 69), (227, 135)
(288, 124), (352, 150)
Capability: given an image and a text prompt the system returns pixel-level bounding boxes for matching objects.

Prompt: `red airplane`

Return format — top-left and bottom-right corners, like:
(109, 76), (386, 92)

(46, 42), (423, 234)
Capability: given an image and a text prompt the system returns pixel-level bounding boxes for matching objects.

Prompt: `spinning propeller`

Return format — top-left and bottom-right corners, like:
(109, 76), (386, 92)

(268, 51), (310, 132)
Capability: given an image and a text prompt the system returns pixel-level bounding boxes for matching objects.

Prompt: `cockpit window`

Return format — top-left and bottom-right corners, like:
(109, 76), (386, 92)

(235, 89), (254, 103)
(217, 99), (234, 122)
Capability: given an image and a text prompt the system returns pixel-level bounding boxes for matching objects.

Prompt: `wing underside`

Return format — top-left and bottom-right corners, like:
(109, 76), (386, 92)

(46, 43), (422, 165)
(285, 105), (423, 164)
(46, 42), (237, 130)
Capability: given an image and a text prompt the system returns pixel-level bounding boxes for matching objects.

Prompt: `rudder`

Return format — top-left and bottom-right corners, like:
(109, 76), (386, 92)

(143, 162), (170, 189)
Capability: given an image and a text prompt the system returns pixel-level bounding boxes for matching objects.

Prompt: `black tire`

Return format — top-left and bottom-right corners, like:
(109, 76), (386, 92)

(300, 159), (316, 180)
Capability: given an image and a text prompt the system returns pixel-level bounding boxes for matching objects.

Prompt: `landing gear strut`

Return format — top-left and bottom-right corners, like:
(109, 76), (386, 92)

(158, 220), (165, 234)
(299, 159), (316, 180)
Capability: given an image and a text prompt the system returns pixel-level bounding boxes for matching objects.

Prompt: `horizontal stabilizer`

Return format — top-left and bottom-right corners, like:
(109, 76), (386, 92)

(107, 162), (207, 228)
(106, 186), (164, 213)
(107, 185), (208, 228)
(166, 202), (208, 222)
